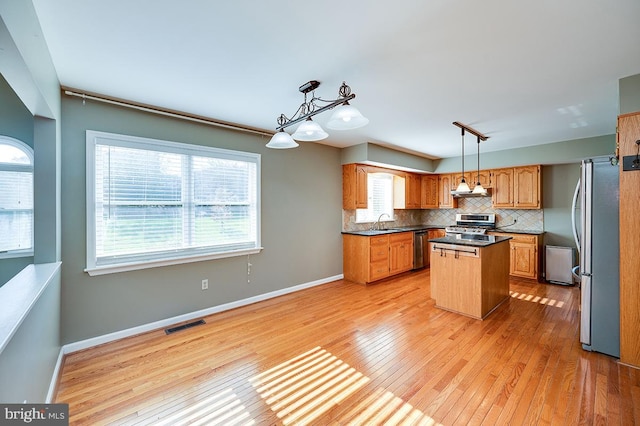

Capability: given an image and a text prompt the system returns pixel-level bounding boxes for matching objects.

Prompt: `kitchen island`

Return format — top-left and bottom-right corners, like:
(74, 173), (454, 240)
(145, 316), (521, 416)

(429, 234), (511, 320)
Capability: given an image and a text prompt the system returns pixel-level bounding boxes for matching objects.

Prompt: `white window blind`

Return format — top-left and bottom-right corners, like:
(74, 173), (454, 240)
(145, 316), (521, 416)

(355, 172), (394, 223)
(0, 137), (34, 256)
(86, 131), (261, 275)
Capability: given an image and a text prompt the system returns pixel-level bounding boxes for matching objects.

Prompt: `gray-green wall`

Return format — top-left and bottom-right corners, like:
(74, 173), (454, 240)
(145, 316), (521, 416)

(1, 1), (62, 404)
(620, 74), (640, 114)
(60, 96), (343, 343)
(0, 75), (34, 285)
(0, 265), (61, 403)
(542, 163), (581, 249)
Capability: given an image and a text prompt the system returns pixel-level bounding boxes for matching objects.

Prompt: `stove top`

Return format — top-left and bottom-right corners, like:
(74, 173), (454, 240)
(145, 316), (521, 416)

(445, 213), (496, 235)
(445, 226), (489, 235)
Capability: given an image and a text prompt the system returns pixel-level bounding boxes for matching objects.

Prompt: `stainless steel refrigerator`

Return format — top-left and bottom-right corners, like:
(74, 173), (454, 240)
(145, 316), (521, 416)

(572, 157), (620, 357)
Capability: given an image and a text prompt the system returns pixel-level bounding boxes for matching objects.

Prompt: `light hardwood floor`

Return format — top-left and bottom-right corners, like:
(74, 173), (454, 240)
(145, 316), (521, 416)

(54, 269), (640, 425)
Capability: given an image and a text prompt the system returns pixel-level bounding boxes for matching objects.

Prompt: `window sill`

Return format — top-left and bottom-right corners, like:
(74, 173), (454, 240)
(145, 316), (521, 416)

(85, 247), (263, 276)
(0, 251), (34, 260)
(0, 262), (61, 354)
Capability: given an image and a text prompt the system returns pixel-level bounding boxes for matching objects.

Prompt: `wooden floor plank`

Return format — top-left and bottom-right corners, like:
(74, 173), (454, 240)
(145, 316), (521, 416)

(53, 269), (639, 425)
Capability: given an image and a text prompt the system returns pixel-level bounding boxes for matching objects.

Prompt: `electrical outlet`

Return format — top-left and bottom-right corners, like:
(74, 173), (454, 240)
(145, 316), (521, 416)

(201, 279), (208, 290)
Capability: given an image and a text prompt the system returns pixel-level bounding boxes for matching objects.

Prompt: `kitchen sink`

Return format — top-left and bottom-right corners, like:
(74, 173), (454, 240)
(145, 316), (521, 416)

(353, 229), (393, 236)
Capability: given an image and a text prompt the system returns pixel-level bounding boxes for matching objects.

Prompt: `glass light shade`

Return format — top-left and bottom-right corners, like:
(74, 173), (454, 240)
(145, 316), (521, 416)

(472, 182), (487, 194)
(326, 103), (369, 130)
(266, 131), (299, 149)
(291, 119), (328, 141)
(456, 179), (471, 192)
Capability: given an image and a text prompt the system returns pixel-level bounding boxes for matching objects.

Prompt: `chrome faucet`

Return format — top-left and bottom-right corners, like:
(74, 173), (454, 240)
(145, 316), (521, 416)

(374, 213), (391, 230)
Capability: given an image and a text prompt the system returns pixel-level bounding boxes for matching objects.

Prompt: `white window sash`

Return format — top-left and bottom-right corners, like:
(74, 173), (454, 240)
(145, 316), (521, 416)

(0, 136), (34, 257)
(85, 130), (262, 275)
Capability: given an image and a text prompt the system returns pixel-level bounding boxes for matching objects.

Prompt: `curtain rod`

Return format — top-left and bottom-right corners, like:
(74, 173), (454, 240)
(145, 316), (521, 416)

(63, 88), (274, 138)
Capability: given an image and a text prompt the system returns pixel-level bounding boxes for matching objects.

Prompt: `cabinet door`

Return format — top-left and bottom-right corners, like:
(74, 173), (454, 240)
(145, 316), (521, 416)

(514, 165), (541, 208)
(369, 235), (389, 281)
(492, 168), (514, 207)
(342, 164), (368, 209)
(476, 170), (492, 188)
(510, 242), (537, 279)
(463, 170), (492, 189)
(420, 175), (438, 208)
(389, 233), (413, 275)
(438, 174), (457, 208)
(426, 229), (446, 268)
(407, 174), (422, 209)
(394, 173), (421, 209)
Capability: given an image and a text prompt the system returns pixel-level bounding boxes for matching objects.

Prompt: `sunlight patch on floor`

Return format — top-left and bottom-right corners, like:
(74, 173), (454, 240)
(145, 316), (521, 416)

(510, 291), (565, 308)
(250, 346), (440, 425)
(151, 387), (254, 426)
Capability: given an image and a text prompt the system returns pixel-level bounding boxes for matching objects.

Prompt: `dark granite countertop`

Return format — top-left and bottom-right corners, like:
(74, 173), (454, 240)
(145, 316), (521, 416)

(428, 235), (512, 248)
(342, 226), (544, 238)
(341, 225), (445, 236)
(490, 229), (545, 235)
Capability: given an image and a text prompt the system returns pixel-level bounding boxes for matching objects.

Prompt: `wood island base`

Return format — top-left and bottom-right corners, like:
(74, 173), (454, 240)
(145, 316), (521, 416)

(430, 239), (510, 320)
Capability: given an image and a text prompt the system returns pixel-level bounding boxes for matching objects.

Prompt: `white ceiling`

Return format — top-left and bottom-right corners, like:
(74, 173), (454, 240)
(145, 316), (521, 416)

(31, 0), (640, 159)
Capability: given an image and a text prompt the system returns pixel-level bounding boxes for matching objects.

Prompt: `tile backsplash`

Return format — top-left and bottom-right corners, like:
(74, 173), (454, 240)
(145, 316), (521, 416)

(343, 196), (543, 232)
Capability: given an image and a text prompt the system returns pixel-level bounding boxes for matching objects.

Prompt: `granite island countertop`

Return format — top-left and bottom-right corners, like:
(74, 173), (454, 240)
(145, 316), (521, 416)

(491, 228), (545, 235)
(428, 235), (512, 248)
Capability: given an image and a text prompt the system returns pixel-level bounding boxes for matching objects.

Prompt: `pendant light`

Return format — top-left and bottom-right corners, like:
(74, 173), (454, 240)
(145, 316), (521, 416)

(455, 128), (471, 192)
(266, 131), (299, 149)
(291, 117), (328, 141)
(472, 135), (487, 194)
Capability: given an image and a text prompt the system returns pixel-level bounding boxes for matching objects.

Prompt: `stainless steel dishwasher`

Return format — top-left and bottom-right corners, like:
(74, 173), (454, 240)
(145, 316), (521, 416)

(413, 230), (429, 269)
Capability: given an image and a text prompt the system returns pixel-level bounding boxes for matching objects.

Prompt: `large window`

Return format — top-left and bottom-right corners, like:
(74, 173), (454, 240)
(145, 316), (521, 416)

(0, 136), (34, 257)
(355, 172), (394, 224)
(86, 131), (261, 275)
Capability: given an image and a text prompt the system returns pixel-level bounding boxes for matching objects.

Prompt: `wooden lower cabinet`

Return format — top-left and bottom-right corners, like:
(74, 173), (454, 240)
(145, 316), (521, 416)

(489, 232), (542, 281)
(430, 240), (510, 319)
(389, 232), (414, 275)
(426, 229), (446, 268)
(343, 232), (414, 284)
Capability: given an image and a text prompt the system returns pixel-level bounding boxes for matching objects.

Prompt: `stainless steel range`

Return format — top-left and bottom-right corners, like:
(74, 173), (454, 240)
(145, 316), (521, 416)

(445, 213), (496, 236)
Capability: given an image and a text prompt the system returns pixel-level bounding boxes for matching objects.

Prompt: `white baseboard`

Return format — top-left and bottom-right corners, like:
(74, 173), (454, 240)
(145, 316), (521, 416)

(61, 274), (343, 355)
(46, 348), (65, 403)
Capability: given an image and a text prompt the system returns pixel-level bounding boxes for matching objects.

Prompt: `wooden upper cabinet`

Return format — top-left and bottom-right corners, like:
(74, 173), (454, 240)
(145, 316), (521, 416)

(492, 168), (514, 207)
(514, 165), (541, 208)
(342, 164), (368, 209)
(475, 170), (492, 188)
(438, 174), (458, 209)
(492, 165), (541, 209)
(407, 173), (422, 209)
(393, 173), (421, 209)
(420, 175), (439, 209)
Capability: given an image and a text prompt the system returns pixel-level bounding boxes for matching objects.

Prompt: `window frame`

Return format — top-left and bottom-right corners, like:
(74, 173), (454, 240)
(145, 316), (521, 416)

(85, 130), (262, 276)
(0, 135), (34, 259)
(355, 172), (395, 224)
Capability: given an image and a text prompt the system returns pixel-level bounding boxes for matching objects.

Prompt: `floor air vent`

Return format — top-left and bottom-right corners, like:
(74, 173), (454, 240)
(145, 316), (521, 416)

(165, 319), (206, 335)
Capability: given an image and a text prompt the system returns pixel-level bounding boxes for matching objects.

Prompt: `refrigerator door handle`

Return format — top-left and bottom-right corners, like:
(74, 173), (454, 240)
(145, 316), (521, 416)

(580, 161), (593, 275)
(571, 179), (580, 253)
(580, 274), (591, 345)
